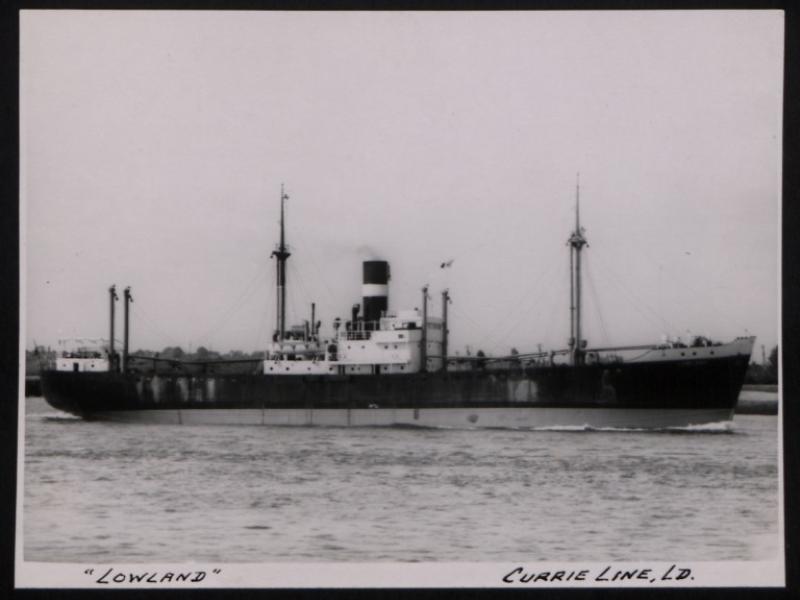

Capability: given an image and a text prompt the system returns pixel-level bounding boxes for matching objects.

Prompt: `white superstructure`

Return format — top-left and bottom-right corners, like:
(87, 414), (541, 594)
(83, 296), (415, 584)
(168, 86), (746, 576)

(263, 309), (444, 375)
(54, 339), (111, 372)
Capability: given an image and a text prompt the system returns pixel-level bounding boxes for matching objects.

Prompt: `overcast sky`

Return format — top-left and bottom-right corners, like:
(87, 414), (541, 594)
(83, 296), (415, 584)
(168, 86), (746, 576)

(21, 10), (782, 358)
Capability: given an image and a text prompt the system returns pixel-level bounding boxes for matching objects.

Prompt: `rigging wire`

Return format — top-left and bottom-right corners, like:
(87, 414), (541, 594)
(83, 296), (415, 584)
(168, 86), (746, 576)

(130, 303), (182, 350)
(285, 260), (315, 328)
(589, 254), (673, 332)
(288, 224), (338, 304)
(252, 296), (271, 352)
(532, 256), (571, 350)
(283, 267), (297, 329)
(635, 245), (752, 335)
(447, 303), (497, 353)
(197, 265), (269, 344)
(475, 257), (561, 353)
(599, 272), (666, 333)
(583, 253), (610, 346)
(418, 234), (513, 296)
(540, 263), (566, 348)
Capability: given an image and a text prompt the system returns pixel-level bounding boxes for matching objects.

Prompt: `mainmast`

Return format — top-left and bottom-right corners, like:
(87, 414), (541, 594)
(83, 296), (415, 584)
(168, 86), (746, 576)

(567, 174), (588, 365)
(271, 184), (291, 341)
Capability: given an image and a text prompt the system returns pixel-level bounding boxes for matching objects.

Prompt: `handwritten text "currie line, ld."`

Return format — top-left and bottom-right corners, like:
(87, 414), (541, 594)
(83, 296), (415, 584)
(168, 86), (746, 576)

(85, 567), (222, 585)
(503, 564), (694, 585)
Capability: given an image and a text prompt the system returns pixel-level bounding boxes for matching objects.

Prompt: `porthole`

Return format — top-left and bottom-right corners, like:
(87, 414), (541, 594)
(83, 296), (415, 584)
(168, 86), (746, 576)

(710, 351), (714, 355)
(692, 352), (696, 356)
(681, 352), (685, 356)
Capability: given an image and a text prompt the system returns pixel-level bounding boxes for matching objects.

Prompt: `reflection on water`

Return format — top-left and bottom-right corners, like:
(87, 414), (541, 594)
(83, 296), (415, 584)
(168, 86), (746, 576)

(23, 397), (780, 562)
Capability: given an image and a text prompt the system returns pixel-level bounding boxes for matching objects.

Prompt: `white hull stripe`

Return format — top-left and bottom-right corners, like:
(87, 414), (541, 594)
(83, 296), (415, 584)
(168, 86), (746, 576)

(86, 407), (734, 429)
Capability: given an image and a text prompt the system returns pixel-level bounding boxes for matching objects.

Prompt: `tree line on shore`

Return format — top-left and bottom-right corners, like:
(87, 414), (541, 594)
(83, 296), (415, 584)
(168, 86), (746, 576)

(133, 346), (265, 361)
(744, 345), (778, 385)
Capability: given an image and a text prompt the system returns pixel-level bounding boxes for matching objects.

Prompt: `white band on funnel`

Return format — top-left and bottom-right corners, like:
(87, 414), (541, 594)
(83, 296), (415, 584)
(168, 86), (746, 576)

(362, 284), (389, 297)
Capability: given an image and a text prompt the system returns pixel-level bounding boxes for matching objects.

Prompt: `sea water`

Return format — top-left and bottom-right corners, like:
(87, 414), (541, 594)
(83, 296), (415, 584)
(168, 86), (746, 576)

(21, 397), (780, 563)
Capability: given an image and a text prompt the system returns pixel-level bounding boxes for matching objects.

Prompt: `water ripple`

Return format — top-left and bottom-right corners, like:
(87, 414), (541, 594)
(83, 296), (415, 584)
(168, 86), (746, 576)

(22, 399), (779, 563)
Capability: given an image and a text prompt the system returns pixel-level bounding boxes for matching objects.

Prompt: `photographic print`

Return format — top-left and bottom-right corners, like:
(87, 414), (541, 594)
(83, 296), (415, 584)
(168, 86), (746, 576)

(17, 10), (783, 588)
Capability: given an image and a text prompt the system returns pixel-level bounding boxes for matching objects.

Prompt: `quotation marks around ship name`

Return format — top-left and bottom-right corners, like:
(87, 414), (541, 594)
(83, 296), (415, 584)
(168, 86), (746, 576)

(502, 564), (694, 585)
(84, 567), (222, 585)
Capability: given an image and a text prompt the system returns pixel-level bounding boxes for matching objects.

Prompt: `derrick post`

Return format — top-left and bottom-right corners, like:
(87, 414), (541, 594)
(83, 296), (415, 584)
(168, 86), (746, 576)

(441, 289), (450, 373)
(108, 284), (118, 371)
(421, 285), (429, 373)
(123, 286), (133, 373)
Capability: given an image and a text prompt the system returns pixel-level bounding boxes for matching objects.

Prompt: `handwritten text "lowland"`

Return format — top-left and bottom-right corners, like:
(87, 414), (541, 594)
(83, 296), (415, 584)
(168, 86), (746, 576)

(85, 567), (222, 585)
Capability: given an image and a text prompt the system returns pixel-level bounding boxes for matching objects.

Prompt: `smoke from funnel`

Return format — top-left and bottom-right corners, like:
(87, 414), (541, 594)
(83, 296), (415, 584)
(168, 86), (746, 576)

(356, 245), (382, 261)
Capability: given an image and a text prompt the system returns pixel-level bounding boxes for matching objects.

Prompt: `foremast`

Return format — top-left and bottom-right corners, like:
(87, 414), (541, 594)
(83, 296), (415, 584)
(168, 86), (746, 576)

(568, 175), (588, 365)
(271, 184), (291, 342)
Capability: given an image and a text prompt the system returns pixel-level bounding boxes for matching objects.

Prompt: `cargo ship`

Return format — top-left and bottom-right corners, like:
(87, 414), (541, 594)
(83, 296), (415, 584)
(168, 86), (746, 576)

(40, 185), (755, 429)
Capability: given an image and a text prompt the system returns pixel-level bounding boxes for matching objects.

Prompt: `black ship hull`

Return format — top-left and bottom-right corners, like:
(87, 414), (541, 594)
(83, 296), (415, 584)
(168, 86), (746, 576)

(40, 352), (750, 429)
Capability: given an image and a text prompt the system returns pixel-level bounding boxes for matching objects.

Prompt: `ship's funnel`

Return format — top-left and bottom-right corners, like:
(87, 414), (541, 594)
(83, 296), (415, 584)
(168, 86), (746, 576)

(363, 260), (390, 328)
